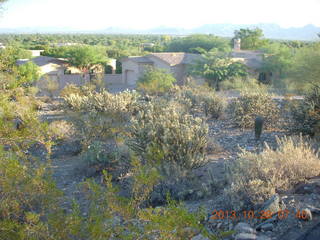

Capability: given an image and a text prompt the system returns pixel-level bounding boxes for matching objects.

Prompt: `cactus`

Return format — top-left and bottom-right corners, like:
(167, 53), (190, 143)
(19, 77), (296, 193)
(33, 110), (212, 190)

(255, 116), (264, 140)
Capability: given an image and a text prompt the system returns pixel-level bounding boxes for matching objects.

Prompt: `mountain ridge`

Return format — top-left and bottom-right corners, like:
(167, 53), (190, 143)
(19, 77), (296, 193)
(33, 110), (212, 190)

(0, 23), (319, 41)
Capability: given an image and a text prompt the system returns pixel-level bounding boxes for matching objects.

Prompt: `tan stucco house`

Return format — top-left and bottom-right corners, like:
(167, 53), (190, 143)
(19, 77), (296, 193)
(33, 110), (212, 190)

(121, 52), (202, 86)
(230, 39), (271, 84)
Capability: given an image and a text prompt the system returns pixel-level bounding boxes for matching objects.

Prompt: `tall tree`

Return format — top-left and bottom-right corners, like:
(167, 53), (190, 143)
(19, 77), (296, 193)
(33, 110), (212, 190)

(190, 51), (248, 90)
(64, 46), (108, 73)
(233, 28), (268, 50)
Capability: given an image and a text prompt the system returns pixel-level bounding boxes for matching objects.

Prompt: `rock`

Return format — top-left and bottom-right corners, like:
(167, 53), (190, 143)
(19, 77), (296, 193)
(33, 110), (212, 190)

(256, 235), (271, 240)
(258, 194), (280, 213)
(305, 205), (320, 214)
(181, 227), (200, 236)
(191, 234), (209, 240)
(13, 117), (24, 130)
(235, 233), (257, 240)
(255, 215), (277, 230)
(51, 140), (82, 158)
(260, 223), (273, 231)
(235, 222), (256, 234)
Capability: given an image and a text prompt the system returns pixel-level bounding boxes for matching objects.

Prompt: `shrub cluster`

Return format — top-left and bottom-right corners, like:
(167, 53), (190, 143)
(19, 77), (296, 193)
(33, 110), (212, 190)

(290, 84), (320, 136)
(229, 92), (280, 129)
(223, 136), (320, 210)
(168, 85), (225, 119)
(126, 99), (210, 170)
(63, 89), (140, 146)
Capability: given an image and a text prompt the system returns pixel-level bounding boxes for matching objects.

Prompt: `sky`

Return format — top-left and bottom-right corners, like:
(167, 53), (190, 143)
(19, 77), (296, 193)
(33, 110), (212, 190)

(0, 0), (320, 30)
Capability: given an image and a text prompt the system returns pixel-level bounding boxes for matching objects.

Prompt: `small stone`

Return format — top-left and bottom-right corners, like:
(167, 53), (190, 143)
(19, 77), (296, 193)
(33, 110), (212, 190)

(260, 223), (273, 232)
(235, 222), (256, 234)
(256, 235), (271, 240)
(191, 234), (209, 240)
(216, 222), (222, 229)
(259, 194), (280, 213)
(235, 233), (257, 240)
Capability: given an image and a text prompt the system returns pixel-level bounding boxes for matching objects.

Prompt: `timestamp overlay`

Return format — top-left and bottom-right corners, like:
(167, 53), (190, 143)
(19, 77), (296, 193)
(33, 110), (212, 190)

(210, 209), (310, 220)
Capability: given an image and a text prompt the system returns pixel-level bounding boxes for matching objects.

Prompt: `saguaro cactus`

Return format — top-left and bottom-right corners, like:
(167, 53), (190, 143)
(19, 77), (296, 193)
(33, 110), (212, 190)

(255, 116), (264, 140)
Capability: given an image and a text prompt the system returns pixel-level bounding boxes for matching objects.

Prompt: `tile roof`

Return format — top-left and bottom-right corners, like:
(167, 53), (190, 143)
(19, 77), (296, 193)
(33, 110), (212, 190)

(17, 56), (67, 67)
(121, 53), (202, 66)
(230, 50), (264, 69)
(148, 52), (201, 66)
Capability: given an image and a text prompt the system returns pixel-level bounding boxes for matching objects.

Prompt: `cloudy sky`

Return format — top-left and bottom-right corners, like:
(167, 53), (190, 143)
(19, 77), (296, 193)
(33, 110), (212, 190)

(0, 0), (319, 29)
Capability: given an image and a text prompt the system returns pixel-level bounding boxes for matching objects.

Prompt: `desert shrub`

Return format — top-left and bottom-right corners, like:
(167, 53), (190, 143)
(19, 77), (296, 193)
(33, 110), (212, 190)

(63, 89), (139, 146)
(126, 100), (209, 170)
(60, 84), (82, 98)
(290, 84), (320, 136)
(137, 67), (176, 95)
(48, 120), (75, 141)
(220, 77), (266, 92)
(229, 92), (280, 129)
(223, 136), (320, 210)
(80, 160), (212, 240)
(0, 89), (51, 151)
(83, 140), (131, 176)
(168, 84), (226, 118)
(202, 94), (225, 119)
(0, 147), (64, 239)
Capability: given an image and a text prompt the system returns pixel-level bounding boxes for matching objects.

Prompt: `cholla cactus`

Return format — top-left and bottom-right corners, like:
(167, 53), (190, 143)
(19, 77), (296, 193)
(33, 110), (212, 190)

(62, 89), (140, 145)
(126, 100), (210, 170)
(230, 92), (279, 129)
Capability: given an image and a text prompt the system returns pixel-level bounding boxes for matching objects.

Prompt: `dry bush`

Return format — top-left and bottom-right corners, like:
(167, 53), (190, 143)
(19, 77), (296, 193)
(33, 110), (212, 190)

(223, 136), (320, 210)
(126, 99), (210, 170)
(290, 84), (320, 137)
(167, 84), (226, 118)
(229, 92), (280, 129)
(63, 89), (140, 146)
(48, 120), (75, 141)
(60, 84), (82, 98)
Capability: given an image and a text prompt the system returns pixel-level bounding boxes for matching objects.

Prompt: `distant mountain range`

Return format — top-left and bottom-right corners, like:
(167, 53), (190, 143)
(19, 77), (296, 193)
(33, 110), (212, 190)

(0, 23), (319, 41)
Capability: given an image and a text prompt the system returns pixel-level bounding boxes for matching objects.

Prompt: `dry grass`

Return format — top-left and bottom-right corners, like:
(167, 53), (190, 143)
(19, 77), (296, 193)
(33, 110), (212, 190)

(223, 136), (320, 209)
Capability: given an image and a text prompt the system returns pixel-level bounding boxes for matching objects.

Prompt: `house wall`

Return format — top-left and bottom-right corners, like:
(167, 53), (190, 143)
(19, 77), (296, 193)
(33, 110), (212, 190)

(121, 60), (140, 85)
(171, 64), (187, 85)
(36, 73), (123, 96)
(40, 63), (65, 75)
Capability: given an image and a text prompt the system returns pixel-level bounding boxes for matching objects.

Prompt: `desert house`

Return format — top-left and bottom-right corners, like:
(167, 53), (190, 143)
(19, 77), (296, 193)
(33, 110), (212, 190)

(16, 56), (121, 94)
(230, 39), (272, 84)
(121, 52), (203, 86)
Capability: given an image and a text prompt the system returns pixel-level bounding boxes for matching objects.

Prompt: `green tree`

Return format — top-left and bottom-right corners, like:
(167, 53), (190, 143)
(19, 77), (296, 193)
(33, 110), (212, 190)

(190, 51), (248, 90)
(167, 34), (231, 53)
(290, 43), (320, 91)
(16, 62), (40, 86)
(233, 28), (268, 50)
(65, 46), (108, 73)
(0, 47), (32, 72)
(137, 67), (176, 94)
(260, 42), (295, 79)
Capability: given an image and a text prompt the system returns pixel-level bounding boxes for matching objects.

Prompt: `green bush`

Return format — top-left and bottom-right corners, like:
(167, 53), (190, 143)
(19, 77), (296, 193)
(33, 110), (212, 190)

(126, 100), (209, 170)
(229, 92), (280, 129)
(223, 136), (320, 210)
(137, 67), (176, 94)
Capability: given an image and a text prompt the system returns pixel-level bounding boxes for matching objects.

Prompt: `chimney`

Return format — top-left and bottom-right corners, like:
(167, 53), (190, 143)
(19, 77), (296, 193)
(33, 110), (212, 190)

(234, 38), (241, 51)
(109, 59), (117, 74)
